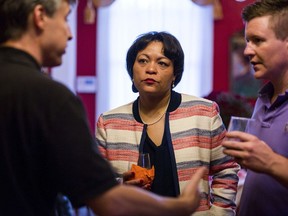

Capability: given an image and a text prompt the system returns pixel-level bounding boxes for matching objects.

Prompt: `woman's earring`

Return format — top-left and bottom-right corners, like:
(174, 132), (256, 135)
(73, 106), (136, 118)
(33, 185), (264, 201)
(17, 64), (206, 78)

(132, 79), (138, 93)
(172, 82), (175, 88)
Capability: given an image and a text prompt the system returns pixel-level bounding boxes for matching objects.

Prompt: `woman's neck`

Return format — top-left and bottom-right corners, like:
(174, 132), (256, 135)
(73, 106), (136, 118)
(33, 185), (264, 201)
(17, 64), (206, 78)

(138, 94), (170, 126)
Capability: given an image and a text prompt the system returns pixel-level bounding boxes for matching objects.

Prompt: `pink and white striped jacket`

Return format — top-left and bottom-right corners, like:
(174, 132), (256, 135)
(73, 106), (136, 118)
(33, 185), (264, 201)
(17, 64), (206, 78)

(96, 91), (239, 216)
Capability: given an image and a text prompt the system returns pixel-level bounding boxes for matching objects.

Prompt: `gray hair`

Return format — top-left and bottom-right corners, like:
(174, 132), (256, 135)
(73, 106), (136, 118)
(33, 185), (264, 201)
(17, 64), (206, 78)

(0, 0), (77, 43)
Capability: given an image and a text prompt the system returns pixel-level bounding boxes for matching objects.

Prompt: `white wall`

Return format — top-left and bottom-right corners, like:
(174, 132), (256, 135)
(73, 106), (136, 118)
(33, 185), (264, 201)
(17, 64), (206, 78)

(96, 0), (213, 118)
(51, 7), (77, 93)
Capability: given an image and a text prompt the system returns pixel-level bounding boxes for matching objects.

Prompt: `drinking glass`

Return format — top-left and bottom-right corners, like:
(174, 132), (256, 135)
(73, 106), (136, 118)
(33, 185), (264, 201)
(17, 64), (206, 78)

(137, 153), (151, 169)
(227, 116), (254, 132)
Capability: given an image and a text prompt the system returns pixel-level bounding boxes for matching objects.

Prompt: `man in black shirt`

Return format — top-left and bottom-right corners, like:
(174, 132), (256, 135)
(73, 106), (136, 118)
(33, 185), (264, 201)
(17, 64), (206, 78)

(0, 0), (205, 215)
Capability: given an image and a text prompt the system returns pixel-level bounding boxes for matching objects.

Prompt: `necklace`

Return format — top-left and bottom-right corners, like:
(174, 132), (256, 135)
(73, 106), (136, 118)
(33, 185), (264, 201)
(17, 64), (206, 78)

(138, 98), (170, 126)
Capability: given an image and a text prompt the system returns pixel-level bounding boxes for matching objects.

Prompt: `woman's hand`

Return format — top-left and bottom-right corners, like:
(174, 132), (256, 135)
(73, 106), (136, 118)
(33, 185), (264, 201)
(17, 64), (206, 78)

(122, 171), (152, 190)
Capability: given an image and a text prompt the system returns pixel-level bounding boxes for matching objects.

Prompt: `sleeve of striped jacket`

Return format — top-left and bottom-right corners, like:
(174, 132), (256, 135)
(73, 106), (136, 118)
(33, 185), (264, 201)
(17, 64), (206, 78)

(95, 114), (108, 158)
(208, 102), (240, 216)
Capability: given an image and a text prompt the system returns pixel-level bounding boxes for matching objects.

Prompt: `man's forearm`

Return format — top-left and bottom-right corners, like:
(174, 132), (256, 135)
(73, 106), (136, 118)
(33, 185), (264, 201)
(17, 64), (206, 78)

(87, 184), (195, 216)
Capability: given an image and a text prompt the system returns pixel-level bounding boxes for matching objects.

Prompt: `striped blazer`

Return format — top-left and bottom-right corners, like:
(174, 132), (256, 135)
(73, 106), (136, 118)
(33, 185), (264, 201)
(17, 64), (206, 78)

(96, 91), (239, 216)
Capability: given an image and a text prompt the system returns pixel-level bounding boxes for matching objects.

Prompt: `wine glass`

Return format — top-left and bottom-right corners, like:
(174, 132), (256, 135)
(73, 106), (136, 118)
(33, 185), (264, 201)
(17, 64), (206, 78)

(137, 153), (151, 169)
(228, 116), (254, 133)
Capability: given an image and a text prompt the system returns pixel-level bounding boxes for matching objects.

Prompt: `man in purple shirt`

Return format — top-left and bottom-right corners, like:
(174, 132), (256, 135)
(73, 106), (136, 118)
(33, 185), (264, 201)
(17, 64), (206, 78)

(222, 0), (288, 215)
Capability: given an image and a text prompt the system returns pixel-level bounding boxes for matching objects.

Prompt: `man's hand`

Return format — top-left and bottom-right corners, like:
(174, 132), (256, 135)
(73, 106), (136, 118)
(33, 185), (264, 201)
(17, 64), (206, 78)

(222, 131), (274, 173)
(181, 167), (207, 213)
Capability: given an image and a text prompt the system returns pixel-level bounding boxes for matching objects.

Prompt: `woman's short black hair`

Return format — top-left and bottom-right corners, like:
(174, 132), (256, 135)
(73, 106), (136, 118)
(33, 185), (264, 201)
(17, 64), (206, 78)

(126, 31), (185, 93)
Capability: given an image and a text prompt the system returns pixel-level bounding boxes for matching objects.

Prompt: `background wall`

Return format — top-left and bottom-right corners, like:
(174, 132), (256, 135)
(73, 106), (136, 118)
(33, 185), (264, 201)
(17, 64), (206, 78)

(75, 0), (255, 132)
(76, 0), (98, 132)
(213, 0), (254, 91)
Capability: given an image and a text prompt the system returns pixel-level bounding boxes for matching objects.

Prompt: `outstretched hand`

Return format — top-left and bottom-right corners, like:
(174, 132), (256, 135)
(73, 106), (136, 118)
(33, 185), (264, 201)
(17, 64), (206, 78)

(181, 167), (207, 213)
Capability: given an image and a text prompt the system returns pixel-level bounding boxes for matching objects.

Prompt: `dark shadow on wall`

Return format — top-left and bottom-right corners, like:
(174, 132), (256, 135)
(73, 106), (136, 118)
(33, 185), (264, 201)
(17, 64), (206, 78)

(204, 91), (253, 129)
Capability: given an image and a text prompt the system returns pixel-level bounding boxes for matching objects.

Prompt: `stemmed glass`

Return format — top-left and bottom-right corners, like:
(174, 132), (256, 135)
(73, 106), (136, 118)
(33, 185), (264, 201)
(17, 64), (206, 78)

(137, 153), (151, 169)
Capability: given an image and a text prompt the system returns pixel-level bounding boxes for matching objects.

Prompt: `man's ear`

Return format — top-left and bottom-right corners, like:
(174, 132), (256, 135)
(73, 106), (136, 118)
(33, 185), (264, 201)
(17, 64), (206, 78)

(32, 4), (47, 30)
